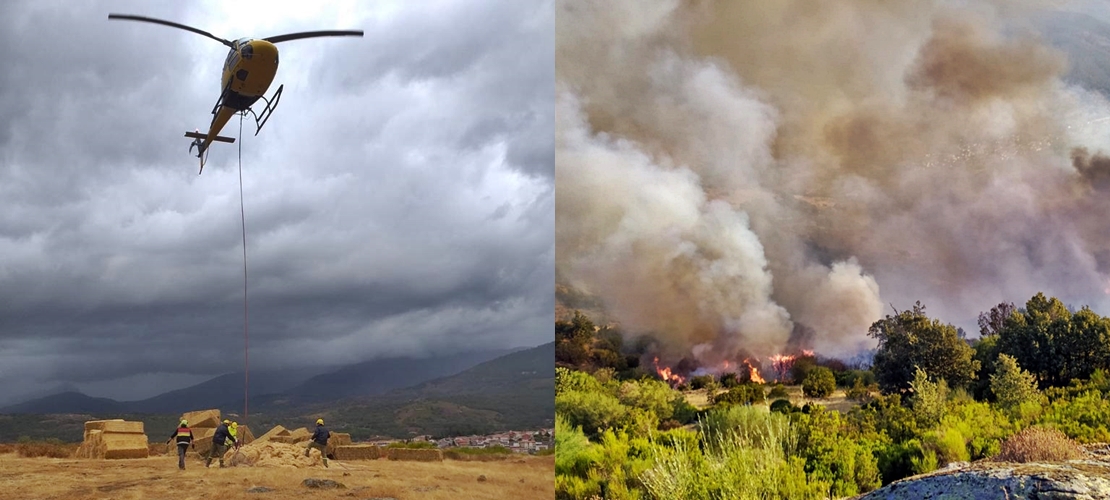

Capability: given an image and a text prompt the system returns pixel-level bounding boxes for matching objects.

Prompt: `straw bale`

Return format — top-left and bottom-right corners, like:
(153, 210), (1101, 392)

(103, 445), (149, 459)
(99, 420), (144, 434)
(236, 425), (255, 445)
(182, 409), (220, 428)
(192, 435), (214, 457)
(386, 448), (443, 462)
(101, 433), (149, 460)
(83, 429), (103, 444)
(288, 427), (312, 443)
(84, 419), (124, 432)
(326, 432), (352, 456)
(255, 425), (288, 443)
(334, 444), (381, 460)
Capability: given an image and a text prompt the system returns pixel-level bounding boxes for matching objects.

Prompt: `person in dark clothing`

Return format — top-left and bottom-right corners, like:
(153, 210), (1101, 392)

(206, 419), (236, 468)
(167, 419), (195, 470)
(305, 418), (330, 468)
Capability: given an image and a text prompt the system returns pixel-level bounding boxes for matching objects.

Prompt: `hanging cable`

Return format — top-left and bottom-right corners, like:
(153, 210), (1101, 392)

(238, 112), (250, 421)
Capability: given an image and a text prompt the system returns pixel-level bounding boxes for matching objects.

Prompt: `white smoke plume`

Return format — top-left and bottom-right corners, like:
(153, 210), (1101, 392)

(556, 0), (1110, 363)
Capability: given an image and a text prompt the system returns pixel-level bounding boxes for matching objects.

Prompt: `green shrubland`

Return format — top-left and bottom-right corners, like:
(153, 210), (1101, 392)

(555, 293), (1110, 499)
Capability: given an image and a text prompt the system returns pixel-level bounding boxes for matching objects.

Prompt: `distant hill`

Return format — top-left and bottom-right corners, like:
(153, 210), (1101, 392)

(320, 342), (556, 439)
(124, 366), (325, 415)
(2, 391), (127, 415)
(279, 348), (519, 403)
(1, 348), (521, 416)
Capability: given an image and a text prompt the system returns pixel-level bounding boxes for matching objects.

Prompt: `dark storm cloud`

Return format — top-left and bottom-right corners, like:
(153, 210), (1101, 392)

(0, 0), (553, 402)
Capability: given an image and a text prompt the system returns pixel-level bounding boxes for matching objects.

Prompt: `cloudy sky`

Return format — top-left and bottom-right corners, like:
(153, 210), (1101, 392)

(0, 0), (554, 403)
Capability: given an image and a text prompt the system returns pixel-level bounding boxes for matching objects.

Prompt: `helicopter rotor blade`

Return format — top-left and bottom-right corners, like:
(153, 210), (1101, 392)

(108, 14), (235, 48)
(263, 30), (364, 44)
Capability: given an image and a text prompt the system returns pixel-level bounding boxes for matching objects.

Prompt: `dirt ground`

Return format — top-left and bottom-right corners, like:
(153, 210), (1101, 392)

(0, 450), (554, 500)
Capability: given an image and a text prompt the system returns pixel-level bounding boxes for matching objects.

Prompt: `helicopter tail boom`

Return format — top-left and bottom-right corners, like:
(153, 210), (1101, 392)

(184, 131), (236, 143)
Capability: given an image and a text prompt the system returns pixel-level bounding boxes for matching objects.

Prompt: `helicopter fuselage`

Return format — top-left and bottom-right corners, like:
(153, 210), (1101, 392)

(198, 39), (280, 156)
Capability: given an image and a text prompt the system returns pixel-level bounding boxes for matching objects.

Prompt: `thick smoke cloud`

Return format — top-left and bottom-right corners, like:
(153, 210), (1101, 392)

(556, 0), (1110, 363)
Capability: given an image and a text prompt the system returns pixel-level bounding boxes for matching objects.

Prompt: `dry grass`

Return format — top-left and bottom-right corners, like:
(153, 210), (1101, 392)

(0, 447), (554, 500)
(993, 426), (1084, 463)
(14, 441), (79, 458)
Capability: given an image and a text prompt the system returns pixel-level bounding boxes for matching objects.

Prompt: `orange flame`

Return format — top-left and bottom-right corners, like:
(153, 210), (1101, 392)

(653, 357), (686, 385)
(743, 359), (765, 384)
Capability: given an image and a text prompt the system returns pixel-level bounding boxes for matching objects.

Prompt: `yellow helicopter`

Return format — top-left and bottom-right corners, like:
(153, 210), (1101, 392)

(108, 14), (363, 173)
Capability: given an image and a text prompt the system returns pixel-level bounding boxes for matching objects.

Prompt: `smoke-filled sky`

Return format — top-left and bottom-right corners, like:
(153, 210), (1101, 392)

(556, 0), (1110, 364)
(0, 0), (553, 404)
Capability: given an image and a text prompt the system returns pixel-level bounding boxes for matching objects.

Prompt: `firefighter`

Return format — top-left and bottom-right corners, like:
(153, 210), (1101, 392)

(206, 419), (236, 468)
(167, 419), (195, 470)
(305, 418), (330, 468)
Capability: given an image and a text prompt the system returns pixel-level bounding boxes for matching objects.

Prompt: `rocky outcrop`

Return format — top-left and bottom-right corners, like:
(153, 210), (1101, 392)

(855, 446), (1110, 499)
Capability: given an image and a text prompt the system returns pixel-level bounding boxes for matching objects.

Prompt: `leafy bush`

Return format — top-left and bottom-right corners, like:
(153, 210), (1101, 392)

(1037, 390), (1110, 443)
(909, 367), (948, 429)
(990, 354), (1042, 413)
(993, 426), (1083, 463)
(714, 384), (765, 406)
(689, 375), (715, 390)
(846, 378), (876, 402)
(770, 399), (798, 415)
(768, 384), (790, 400)
(556, 389), (628, 438)
(792, 405), (882, 497)
(802, 367), (836, 398)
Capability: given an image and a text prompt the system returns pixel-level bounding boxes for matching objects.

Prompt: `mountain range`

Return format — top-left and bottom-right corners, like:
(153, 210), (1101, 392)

(0, 346), (521, 415)
(0, 342), (554, 442)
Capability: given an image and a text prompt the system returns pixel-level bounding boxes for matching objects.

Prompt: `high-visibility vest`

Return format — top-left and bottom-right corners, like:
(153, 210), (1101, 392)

(175, 427), (193, 444)
(227, 426), (238, 445)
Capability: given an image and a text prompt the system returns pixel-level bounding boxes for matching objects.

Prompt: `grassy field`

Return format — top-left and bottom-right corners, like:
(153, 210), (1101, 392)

(0, 448), (553, 500)
(685, 385), (858, 414)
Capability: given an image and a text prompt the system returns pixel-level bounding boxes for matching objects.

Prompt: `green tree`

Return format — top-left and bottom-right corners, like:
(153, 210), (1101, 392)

(869, 301), (979, 394)
(990, 354), (1041, 413)
(556, 311), (596, 366)
(791, 355), (818, 384)
(909, 367), (948, 429)
(802, 367), (836, 399)
(970, 334), (1002, 400)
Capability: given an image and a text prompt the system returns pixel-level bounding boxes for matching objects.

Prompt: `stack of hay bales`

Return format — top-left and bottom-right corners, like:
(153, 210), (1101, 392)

(325, 432), (352, 457)
(74, 419), (149, 459)
(386, 447), (444, 462)
(334, 444), (381, 460)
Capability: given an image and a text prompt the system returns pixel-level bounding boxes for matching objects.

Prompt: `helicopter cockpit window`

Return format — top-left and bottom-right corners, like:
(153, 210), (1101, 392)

(240, 44), (253, 60)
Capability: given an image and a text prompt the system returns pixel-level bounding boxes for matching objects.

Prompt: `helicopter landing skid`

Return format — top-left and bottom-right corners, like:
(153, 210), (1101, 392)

(246, 84), (283, 136)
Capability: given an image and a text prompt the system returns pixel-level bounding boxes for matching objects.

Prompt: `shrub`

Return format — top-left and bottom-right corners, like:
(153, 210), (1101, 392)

(846, 378), (875, 402)
(802, 367), (836, 398)
(909, 367), (948, 429)
(993, 426), (1083, 463)
(714, 384), (765, 406)
(770, 399), (798, 415)
(990, 354), (1041, 413)
(555, 389), (628, 437)
(16, 440), (76, 458)
(768, 384), (790, 400)
(689, 375), (715, 390)
(720, 372), (741, 388)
